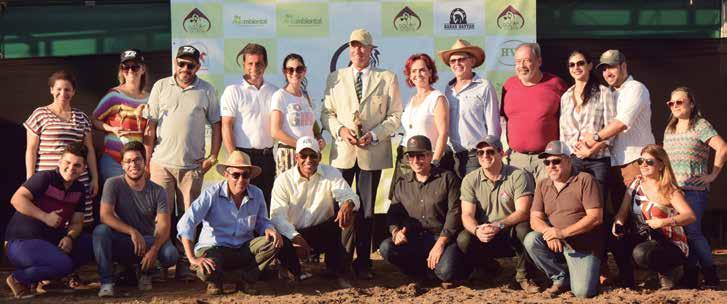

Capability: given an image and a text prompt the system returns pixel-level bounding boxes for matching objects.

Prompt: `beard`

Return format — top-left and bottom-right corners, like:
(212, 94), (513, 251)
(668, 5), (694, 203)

(125, 171), (144, 181)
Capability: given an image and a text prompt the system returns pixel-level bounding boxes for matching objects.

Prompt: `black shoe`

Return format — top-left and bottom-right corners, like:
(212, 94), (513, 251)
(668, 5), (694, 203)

(678, 266), (699, 288)
(703, 266), (721, 288)
(353, 267), (374, 280)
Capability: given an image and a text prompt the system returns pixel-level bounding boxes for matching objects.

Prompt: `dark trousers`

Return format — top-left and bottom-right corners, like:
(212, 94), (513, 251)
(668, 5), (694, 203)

(570, 156), (611, 206)
(456, 221), (533, 281)
(340, 162), (381, 271)
(632, 240), (686, 275)
(379, 231), (465, 282)
(6, 233), (94, 284)
(440, 150), (479, 180)
(237, 147), (275, 213)
(279, 218), (345, 276)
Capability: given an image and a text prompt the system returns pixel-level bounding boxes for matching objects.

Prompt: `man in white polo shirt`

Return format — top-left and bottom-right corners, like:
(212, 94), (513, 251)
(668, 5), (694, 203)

(221, 43), (279, 210)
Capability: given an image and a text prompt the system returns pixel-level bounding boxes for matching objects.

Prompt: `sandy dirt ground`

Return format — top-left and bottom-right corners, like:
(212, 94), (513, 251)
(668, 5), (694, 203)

(2, 251), (727, 303)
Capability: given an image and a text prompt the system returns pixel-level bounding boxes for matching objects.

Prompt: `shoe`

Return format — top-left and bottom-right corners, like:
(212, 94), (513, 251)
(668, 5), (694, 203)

(236, 281), (259, 295)
(206, 281), (223, 295)
(175, 262), (196, 282)
(517, 278), (540, 294)
(138, 274), (152, 291)
(98, 283), (115, 297)
(441, 280), (461, 289)
(678, 266), (699, 289)
(353, 267), (374, 280)
(658, 272), (676, 290)
(6, 274), (34, 299)
(703, 266), (721, 288)
(542, 282), (568, 298)
(336, 277), (353, 289)
(36, 279), (75, 294)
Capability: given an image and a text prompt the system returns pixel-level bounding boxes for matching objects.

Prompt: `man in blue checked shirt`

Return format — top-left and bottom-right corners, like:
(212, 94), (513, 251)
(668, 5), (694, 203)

(177, 151), (287, 295)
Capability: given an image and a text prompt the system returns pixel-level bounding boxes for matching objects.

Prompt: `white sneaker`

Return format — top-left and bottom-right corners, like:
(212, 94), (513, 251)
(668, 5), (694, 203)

(138, 275), (152, 291)
(98, 283), (114, 297)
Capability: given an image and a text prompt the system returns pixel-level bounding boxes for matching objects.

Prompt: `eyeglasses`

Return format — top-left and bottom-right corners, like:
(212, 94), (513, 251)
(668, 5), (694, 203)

(476, 148), (497, 158)
(176, 61), (197, 70)
(568, 60), (586, 68)
(284, 66), (306, 75)
(636, 158), (656, 166)
(298, 151), (319, 160)
(449, 56), (470, 65)
(121, 64), (141, 72)
(407, 152), (429, 160)
(227, 170), (251, 180)
(122, 158), (144, 165)
(666, 100), (685, 108)
(543, 158), (563, 166)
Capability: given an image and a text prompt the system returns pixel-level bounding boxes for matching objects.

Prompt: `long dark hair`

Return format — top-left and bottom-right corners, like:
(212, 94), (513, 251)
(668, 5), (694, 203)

(665, 86), (703, 133)
(282, 53), (308, 92)
(568, 50), (599, 106)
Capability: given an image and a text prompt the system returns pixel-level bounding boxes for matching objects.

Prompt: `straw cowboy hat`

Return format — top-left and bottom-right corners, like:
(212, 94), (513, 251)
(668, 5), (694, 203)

(215, 150), (262, 179)
(438, 39), (485, 68)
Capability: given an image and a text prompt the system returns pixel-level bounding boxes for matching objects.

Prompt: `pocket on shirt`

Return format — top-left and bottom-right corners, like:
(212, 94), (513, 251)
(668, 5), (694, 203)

(238, 215), (257, 234)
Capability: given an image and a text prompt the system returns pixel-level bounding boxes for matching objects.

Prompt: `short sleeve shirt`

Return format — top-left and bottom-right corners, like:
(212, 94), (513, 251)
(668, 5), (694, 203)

(101, 176), (168, 236)
(5, 170), (86, 243)
(220, 79), (278, 149)
(270, 89), (315, 141)
(147, 76), (220, 169)
(663, 118), (718, 191)
(460, 165), (534, 223)
(532, 172), (604, 255)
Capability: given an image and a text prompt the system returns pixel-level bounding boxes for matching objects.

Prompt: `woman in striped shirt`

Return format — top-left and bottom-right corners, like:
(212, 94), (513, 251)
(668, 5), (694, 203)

(24, 70), (98, 225)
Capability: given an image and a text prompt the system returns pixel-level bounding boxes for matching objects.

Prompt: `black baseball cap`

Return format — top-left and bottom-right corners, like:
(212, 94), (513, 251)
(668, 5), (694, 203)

(176, 45), (200, 62)
(403, 135), (433, 155)
(120, 49), (144, 64)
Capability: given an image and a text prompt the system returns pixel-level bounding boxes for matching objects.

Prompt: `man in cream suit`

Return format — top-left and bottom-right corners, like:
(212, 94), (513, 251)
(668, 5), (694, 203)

(322, 28), (403, 279)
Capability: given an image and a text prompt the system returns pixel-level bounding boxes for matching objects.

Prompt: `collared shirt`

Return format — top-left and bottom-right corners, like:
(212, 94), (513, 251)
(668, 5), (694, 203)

(559, 84), (616, 159)
(387, 167), (461, 238)
(220, 78), (279, 149)
(177, 181), (272, 252)
(532, 172), (604, 255)
(270, 164), (360, 239)
(445, 75), (501, 152)
(147, 76), (220, 169)
(610, 75), (655, 166)
(460, 165), (534, 223)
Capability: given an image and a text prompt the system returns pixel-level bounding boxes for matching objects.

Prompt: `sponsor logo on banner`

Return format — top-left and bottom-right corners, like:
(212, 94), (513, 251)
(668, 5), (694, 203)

(444, 8), (474, 31)
(393, 6), (422, 32)
(232, 15), (268, 27)
(283, 14), (323, 27)
(497, 39), (526, 66)
(183, 8), (212, 33)
(329, 43), (381, 73)
(496, 5), (525, 30)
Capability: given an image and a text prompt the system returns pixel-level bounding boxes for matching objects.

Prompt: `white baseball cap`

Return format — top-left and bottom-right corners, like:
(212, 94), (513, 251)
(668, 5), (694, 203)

(295, 136), (319, 154)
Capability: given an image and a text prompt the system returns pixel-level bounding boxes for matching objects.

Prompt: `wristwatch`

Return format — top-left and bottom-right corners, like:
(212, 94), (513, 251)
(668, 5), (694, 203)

(496, 222), (505, 230)
(592, 133), (602, 142)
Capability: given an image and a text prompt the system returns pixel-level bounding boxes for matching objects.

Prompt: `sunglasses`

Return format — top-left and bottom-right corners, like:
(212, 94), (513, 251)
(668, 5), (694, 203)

(543, 158), (563, 166)
(636, 158), (657, 166)
(666, 100), (686, 107)
(476, 149), (497, 157)
(449, 56), (470, 65)
(284, 66), (306, 75)
(176, 61), (197, 70)
(121, 63), (141, 72)
(122, 158), (144, 165)
(299, 151), (319, 160)
(227, 170), (251, 180)
(568, 60), (586, 68)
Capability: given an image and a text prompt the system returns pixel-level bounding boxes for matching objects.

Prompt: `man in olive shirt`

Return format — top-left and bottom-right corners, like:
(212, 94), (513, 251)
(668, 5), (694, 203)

(524, 140), (604, 298)
(457, 135), (539, 293)
(379, 135), (464, 288)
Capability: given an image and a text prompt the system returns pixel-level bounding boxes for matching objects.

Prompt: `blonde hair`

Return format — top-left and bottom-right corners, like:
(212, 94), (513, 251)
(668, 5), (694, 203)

(641, 144), (682, 200)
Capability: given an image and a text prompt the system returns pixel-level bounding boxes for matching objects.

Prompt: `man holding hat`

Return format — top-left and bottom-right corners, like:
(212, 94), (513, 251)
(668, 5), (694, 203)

(501, 43), (567, 182)
(379, 135), (465, 288)
(322, 28), (403, 279)
(457, 135), (539, 293)
(270, 136), (359, 288)
(176, 151), (283, 295)
(523, 140), (604, 298)
(144, 45), (222, 279)
(437, 39), (501, 179)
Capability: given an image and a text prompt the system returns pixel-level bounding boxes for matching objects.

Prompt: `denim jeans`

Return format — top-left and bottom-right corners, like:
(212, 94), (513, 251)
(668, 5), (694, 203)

(524, 231), (600, 298)
(92, 224), (179, 284)
(6, 233), (94, 284)
(683, 190), (714, 269)
(379, 231), (465, 282)
(99, 154), (124, 187)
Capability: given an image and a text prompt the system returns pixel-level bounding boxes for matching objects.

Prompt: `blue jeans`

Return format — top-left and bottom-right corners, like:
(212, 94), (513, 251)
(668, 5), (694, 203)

(99, 154), (124, 186)
(6, 233), (94, 284)
(683, 190), (713, 268)
(524, 231), (600, 298)
(93, 224), (179, 284)
(379, 231), (465, 282)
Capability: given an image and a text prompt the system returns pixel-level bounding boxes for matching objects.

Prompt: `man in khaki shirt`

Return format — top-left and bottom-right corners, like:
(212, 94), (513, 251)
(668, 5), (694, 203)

(457, 135), (538, 292)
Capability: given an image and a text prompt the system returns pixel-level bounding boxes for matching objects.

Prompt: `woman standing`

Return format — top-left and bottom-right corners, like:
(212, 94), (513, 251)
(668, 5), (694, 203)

(92, 49), (149, 184)
(25, 70), (98, 225)
(612, 144), (696, 290)
(270, 53), (323, 175)
(662, 87), (726, 287)
(390, 53), (448, 190)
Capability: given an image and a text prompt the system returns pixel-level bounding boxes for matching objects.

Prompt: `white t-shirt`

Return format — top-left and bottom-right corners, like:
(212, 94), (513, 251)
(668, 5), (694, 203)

(220, 79), (278, 149)
(400, 90), (445, 146)
(271, 89), (316, 141)
(610, 76), (655, 166)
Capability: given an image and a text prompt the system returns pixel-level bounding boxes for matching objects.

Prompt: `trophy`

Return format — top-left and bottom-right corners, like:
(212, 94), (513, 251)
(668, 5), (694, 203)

(353, 110), (364, 139)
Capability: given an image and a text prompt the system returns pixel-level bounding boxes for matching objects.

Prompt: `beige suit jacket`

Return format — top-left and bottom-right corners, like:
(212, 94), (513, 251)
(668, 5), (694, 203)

(322, 66), (403, 171)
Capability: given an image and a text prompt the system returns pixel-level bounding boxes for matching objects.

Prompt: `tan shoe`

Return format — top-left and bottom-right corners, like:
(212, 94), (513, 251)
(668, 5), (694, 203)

(236, 281), (259, 295)
(6, 274), (34, 299)
(517, 278), (540, 294)
(206, 281), (223, 295)
(543, 282), (569, 298)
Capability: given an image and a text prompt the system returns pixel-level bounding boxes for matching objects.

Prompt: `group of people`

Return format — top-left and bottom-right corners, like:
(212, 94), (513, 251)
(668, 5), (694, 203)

(5, 27), (726, 299)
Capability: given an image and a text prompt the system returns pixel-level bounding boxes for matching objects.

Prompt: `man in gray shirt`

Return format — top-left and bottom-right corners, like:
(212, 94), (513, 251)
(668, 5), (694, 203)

(93, 142), (179, 297)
